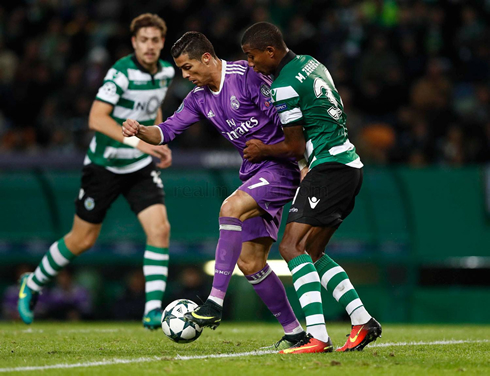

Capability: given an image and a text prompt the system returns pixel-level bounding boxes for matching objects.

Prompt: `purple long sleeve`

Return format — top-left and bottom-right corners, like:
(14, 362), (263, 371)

(157, 60), (297, 180)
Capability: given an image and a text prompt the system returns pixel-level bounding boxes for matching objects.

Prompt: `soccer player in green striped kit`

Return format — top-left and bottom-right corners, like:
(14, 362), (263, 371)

(242, 22), (382, 353)
(18, 14), (174, 329)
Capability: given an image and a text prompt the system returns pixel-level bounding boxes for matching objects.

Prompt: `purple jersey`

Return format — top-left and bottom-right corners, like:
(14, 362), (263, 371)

(157, 60), (297, 181)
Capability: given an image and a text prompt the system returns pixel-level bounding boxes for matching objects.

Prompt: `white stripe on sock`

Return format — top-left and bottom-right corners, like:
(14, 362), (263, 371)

(293, 271), (320, 290)
(305, 314), (325, 326)
(351, 306), (371, 325)
(208, 296), (224, 306)
(332, 279), (354, 301)
(34, 268), (49, 283)
(320, 266), (344, 290)
(247, 267), (272, 285)
(27, 275), (42, 292)
(50, 243), (69, 267)
(307, 326), (329, 343)
(345, 298), (363, 315)
(290, 263), (309, 275)
(143, 266), (168, 276)
(299, 291), (322, 308)
(144, 251), (169, 261)
(144, 300), (162, 315)
(219, 224), (242, 231)
(42, 256), (56, 276)
(145, 280), (166, 293)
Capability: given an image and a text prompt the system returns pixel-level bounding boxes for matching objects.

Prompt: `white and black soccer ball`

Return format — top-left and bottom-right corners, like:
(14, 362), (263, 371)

(161, 299), (203, 343)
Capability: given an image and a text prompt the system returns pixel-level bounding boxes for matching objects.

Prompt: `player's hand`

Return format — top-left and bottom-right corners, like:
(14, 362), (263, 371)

(244, 139), (266, 163)
(137, 143), (172, 168)
(300, 166), (309, 182)
(155, 144), (172, 169)
(122, 118), (141, 137)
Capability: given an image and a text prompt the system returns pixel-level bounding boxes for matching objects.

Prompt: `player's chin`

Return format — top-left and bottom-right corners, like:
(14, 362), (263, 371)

(257, 68), (268, 75)
(144, 56), (158, 65)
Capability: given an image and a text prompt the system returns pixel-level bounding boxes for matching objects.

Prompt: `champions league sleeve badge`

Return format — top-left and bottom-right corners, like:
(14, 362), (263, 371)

(260, 83), (271, 98)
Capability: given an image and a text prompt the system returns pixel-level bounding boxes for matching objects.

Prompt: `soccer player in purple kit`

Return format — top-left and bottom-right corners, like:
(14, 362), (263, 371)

(122, 32), (308, 350)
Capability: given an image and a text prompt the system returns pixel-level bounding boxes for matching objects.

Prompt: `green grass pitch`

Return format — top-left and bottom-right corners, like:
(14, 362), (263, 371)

(1, 322), (489, 375)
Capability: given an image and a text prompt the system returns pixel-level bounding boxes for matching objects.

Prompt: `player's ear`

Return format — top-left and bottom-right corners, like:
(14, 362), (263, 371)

(266, 46), (275, 57)
(131, 36), (137, 50)
(201, 52), (211, 65)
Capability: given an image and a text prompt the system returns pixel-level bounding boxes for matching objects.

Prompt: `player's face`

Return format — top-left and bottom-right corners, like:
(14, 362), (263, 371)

(132, 27), (164, 69)
(174, 53), (212, 87)
(242, 44), (275, 75)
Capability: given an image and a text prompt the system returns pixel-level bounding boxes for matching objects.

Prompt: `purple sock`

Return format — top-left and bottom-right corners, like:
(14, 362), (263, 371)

(246, 264), (302, 334)
(208, 217), (243, 305)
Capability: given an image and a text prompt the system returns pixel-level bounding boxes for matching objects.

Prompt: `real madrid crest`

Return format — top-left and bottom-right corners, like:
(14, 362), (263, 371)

(230, 95), (240, 110)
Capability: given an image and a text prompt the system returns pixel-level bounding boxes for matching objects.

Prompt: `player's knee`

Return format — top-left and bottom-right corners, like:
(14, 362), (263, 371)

(237, 257), (265, 276)
(161, 219), (171, 238)
(219, 199), (240, 218)
(74, 233), (97, 253)
(148, 220), (171, 244)
(279, 238), (302, 262)
(306, 248), (323, 263)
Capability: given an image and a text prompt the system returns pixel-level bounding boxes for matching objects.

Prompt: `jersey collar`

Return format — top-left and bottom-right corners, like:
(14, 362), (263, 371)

(209, 60), (226, 96)
(131, 54), (161, 83)
(273, 50), (296, 79)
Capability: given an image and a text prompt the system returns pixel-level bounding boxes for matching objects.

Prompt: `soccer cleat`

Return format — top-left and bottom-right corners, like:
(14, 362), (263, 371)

(184, 299), (222, 330)
(142, 308), (163, 330)
(17, 273), (39, 325)
(279, 334), (334, 354)
(336, 317), (382, 352)
(262, 332), (307, 351)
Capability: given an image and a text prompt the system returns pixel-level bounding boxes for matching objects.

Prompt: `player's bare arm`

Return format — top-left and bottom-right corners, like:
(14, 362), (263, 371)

(153, 108), (172, 169)
(122, 118), (163, 145)
(89, 100), (133, 143)
(90, 100), (169, 162)
(243, 125), (305, 162)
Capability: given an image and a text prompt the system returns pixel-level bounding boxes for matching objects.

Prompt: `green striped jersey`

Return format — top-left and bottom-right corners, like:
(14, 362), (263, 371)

(271, 53), (362, 169)
(85, 54), (175, 174)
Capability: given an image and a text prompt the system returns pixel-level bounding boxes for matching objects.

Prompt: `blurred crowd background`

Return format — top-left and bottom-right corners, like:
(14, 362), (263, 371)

(1, 0), (489, 166)
(2, 263), (211, 321)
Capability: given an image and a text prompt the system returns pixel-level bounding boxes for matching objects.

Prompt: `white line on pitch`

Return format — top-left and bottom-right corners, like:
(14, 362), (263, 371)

(0, 357), (160, 373)
(0, 339), (488, 372)
(369, 339), (490, 348)
(175, 349), (276, 360)
(18, 328), (128, 334)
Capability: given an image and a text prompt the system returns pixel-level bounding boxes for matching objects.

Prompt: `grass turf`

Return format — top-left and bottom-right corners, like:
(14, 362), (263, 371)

(1, 322), (489, 375)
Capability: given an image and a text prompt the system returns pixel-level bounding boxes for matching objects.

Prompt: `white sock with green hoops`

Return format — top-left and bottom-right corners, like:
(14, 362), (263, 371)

(27, 238), (77, 292)
(315, 254), (371, 325)
(143, 245), (169, 314)
(288, 254), (329, 342)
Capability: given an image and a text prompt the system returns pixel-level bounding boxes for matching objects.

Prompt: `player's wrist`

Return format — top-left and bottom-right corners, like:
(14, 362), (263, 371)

(298, 158), (308, 170)
(123, 136), (140, 148)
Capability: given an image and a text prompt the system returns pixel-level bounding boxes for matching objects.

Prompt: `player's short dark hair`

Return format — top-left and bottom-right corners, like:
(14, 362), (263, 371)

(130, 13), (167, 38)
(241, 22), (287, 51)
(171, 32), (217, 60)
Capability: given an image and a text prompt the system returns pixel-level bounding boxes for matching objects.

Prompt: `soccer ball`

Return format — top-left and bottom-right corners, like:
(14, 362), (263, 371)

(161, 299), (203, 343)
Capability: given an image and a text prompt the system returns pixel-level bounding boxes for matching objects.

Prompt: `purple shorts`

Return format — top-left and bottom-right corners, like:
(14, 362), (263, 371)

(239, 163), (299, 242)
